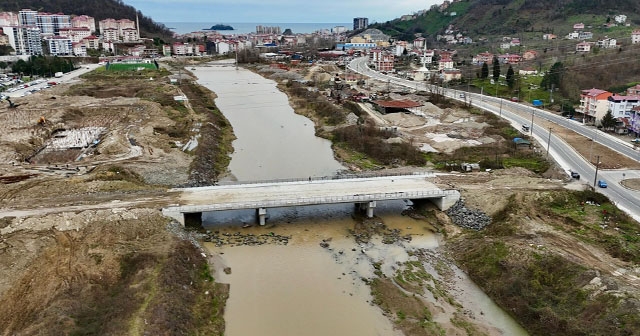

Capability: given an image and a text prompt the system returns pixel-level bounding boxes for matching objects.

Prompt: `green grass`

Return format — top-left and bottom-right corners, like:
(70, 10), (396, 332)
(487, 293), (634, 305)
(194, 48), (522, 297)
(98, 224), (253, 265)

(106, 63), (157, 71)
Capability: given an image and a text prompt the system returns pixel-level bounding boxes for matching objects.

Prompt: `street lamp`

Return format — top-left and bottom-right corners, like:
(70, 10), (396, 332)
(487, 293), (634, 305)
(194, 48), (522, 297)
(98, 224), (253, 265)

(589, 128), (599, 163)
(546, 127), (553, 158)
(530, 108), (535, 135)
(593, 155), (601, 187)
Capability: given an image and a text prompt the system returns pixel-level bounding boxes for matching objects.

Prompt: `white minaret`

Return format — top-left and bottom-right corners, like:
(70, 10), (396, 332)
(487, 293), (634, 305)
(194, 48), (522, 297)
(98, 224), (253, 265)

(136, 13), (140, 40)
(415, 42), (430, 81)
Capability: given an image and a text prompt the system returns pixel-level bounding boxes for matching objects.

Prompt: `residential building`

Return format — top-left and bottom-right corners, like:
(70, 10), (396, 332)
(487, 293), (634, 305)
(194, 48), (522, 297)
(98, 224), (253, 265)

(472, 52), (493, 65)
(0, 32), (8, 46)
(81, 35), (100, 49)
(394, 41), (407, 56)
(58, 27), (91, 43)
(18, 9), (37, 26)
(45, 35), (72, 55)
(441, 69), (462, 82)
(353, 17), (368, 31)
(0, 12), (19, 26)
(369, 49), (394, 72)
(36, 12), (71, 35)
(413, 37), (426, 49)
(121, 28), (139, 42)
(608, 95), (640, 119)
(630, 106), (640, 135)
(3, 26), (42, 55)
(255, 26), (280, 34)
(596, 38), (617, 49)
(71, 15), (96, 33)
(578, 31), (593, 40)
(497, 53), (522, 64)
(73, 42), (86, 56)
(99, 18), (138, 41)
(519, 67), (538, 76)
(102, 28), (118, 42)
(632, 30), (640, 44)
(522, 50), (538, 60)
(614, 15), (627, 24)
(438, 57), (453, 70)
(573, 23), (585, 30)
(331, 26), (347, 34)
(577, 88), (613, 124)
(542, 33), (557, 40)
(576, 42), (591, 52)
(627, 84), (640, 96)
(99, 18), (118, 33)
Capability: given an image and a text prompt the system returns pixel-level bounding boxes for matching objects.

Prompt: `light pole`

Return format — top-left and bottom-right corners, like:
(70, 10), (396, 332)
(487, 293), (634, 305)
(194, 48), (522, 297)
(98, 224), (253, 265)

(546, 127), (553, 158)
(530, 108), (535, 135)
(589, 129), (599, 163)
(593, 155), (601, 187)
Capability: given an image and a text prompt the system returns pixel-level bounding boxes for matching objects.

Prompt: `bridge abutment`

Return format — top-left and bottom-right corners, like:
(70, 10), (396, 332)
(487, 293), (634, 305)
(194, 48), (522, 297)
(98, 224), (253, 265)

(257, 207), (268, 225)
(428, 191), (460, 211)
(184, 212), (203, 228)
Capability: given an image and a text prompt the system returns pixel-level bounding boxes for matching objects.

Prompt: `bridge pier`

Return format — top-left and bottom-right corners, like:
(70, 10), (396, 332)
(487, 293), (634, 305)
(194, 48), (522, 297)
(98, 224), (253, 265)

(356, 201), (377, 218)
(257, 207), (268, 225)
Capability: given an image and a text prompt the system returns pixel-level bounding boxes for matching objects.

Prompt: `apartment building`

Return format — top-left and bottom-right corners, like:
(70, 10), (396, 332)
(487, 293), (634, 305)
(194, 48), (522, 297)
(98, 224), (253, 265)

(99, 18), (138, 42)
(71, 15), (96, 33)
(36, 12), (71, 35)
(577, 88), (613, 124)
(58, 27), (91, 43)
(353, 17), (368, 31)
(608, 95), (640, 119)
(45, 35), (73, 55)
(3, 26), (42, 55)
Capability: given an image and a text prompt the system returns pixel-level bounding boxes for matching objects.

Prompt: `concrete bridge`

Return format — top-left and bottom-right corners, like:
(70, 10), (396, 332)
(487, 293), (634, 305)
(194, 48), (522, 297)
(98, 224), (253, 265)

(162, 173), (460, 226)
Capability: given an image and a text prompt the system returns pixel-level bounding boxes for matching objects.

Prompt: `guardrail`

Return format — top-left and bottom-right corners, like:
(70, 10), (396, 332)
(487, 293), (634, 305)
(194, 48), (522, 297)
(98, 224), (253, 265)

(214, 171), (433, 186)
(170, 189), (458, 213)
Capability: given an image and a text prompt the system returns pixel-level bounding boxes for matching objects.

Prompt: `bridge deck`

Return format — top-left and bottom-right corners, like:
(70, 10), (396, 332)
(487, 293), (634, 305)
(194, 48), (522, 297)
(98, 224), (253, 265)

(168, 174), (454, 213)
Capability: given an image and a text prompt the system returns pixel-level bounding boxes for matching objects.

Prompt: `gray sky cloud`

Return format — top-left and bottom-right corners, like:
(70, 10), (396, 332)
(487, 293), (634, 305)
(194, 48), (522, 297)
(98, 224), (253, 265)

(124, 0), (443, 23)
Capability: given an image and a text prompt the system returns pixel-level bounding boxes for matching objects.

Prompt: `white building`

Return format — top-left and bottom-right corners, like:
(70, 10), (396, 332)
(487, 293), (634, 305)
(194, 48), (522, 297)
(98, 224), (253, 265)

(3, 26), (43, 55)
(45, 36), (73, 55)
(614, 15), (627, 24)
(632, 30), (640, 44)
(58, 27), (91, 43)
(71, 15), (96, 33)
(608, 95), (640, 119)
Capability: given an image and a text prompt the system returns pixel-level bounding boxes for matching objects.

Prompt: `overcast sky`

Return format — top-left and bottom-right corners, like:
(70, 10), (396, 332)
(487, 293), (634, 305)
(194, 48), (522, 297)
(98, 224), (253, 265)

(124, 0), (443, 23)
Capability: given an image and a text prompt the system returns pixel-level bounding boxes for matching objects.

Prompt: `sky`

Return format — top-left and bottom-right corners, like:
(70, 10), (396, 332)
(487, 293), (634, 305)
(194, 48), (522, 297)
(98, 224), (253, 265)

(123, 0), (443, 23)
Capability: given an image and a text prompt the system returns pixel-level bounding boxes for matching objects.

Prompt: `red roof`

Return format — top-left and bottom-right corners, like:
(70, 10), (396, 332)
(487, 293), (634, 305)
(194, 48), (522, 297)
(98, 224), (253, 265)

(374, 99), (422, 108)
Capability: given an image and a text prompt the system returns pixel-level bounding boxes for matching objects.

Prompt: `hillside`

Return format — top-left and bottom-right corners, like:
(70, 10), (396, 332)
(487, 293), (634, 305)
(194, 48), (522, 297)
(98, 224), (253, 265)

(0, 0), (172, 39)
(375, 0), (640, 38)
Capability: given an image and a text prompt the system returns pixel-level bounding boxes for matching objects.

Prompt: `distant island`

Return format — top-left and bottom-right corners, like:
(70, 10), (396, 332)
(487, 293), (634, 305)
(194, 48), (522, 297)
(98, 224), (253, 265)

(203, 24), (234, 31)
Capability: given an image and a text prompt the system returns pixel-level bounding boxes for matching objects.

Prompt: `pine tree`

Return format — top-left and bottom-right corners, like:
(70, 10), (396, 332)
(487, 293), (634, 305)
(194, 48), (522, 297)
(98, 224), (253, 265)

(601, 110), (616, 130)
(492, 56), (501, 82)
(506, 65), (515, 89)
(481, 62), (489, 79)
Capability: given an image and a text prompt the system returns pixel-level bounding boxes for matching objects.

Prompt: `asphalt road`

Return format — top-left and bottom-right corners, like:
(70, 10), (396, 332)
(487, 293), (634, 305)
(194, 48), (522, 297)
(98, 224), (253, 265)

(348, 57), (640, 220)
(5, 63), (103, 98)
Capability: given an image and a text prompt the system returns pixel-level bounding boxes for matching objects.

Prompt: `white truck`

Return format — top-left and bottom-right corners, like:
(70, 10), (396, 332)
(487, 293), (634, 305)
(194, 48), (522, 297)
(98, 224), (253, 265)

(54, 72), (63, 78)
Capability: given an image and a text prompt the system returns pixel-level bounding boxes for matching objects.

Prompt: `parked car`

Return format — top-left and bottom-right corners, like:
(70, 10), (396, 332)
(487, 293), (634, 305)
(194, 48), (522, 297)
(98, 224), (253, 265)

(510, 97), (519, 102)
(598, 180), (608, 188)
(521, 124), (530, 132)
(570, 170), (580, 179)
(631, 138), (640, 144)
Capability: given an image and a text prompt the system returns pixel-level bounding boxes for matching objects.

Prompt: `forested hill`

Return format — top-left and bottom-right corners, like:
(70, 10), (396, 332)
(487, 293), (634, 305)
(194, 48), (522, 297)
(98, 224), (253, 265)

(0, 0), (172, 38)
(374, 0), (640, 39)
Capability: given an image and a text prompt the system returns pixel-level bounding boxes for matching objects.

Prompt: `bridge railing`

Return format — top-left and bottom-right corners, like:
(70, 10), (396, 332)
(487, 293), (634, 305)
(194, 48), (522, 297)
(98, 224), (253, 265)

(170, 189), (458, 213)
(214, 171), (434, 186)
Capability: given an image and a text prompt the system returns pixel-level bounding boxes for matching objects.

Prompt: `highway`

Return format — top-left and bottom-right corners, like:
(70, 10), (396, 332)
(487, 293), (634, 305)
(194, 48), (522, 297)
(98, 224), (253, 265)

(5, 63), (103, 98)
(348, 57), (640, 221)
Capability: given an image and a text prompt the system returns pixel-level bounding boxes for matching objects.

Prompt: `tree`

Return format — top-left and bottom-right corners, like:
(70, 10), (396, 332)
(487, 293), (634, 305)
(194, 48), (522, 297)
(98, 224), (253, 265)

(540, 62), (565, 90)
(492, 56), (500, 82)
(601, 110), (616, 130)
(481, 62), (489, 79)
(506, 65), (515, 89)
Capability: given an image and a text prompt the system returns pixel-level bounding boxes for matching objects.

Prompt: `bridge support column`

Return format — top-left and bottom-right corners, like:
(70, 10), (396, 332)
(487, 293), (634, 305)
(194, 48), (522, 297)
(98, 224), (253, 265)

(356, 201), (377, 218)
(184, 212), (203, 228)
(257, 208), (268, 226)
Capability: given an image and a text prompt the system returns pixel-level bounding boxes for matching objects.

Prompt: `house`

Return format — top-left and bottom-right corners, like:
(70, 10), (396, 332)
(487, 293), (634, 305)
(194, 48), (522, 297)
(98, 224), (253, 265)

(543, 33), (557, 40)
(614, 117), (630, 134)
(614, 15), (627, 24)
(566, 32), (579, 39)
(497, 53), (522, 64)
(577, 88), (613, 124)
(576, 42), (591, 52)
(438, 57), (454, 70)
(632, 30), (640, 44)
(608, 94), (640, 119)
(472, 52), (493, 65)
(630, 106), (640, 135)
(522, 50), (538, 60)
(500, 42), (511, 50)
(578, 31), (593, 40)
(441, 69), (462, 82)
(573, 23), (585, 30)
(518, 67), (537, 76)
(369, 49), (394, 72)
(596, 38), (617, 49)
(627, 84), (640, 96)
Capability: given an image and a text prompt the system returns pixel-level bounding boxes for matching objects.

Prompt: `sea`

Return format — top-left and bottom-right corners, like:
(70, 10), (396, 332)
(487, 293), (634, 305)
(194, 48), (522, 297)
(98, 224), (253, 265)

(163, 22), (351, 35)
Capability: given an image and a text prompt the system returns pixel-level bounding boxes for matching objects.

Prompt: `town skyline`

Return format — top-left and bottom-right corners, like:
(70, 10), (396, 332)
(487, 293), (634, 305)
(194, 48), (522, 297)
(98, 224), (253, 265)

(123, 0), (443, 24)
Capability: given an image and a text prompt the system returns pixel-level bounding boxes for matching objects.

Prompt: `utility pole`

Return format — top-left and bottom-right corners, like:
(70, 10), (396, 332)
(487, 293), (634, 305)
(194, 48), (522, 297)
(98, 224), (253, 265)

(499, 97), (503, 117)
(593, 155), (601, 187)
(589, 129), (599, 163)
(546, 127), (553, 158)
(530, 109), (535, 135)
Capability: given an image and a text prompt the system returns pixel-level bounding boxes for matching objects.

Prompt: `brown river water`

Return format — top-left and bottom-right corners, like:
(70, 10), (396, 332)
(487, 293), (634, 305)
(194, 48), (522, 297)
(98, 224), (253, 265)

(193, 61), (528, 336)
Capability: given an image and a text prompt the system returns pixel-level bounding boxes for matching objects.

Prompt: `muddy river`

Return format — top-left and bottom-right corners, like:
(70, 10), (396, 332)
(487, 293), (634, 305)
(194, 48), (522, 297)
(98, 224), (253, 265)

(193, 61), (528, 336)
